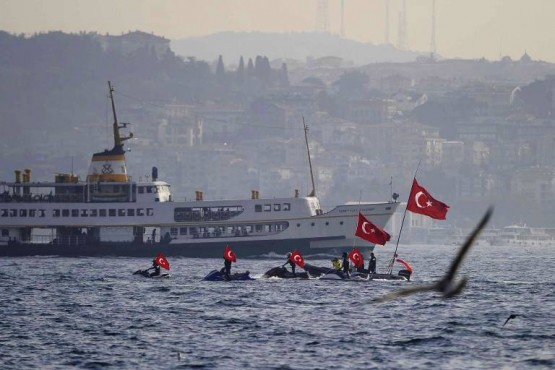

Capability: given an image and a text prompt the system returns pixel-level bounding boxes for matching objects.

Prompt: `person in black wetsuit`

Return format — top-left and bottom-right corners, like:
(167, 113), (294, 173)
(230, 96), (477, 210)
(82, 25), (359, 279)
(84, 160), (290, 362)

(368, 252), (377, 274)
(221, 257), (232, 280)
(148, 258), (161, 277)
(282, 252), (296, 275)
(342, 252), (350, 277)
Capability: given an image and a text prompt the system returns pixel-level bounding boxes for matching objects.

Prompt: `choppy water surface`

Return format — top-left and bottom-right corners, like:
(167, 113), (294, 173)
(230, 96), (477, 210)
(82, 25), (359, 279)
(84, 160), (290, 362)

(1, 244), (554, 369)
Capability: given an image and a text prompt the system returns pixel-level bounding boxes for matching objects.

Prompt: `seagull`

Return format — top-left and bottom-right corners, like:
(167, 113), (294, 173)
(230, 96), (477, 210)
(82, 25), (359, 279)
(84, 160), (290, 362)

(373, 206), (493, 303)
(502, 314), (519, 327)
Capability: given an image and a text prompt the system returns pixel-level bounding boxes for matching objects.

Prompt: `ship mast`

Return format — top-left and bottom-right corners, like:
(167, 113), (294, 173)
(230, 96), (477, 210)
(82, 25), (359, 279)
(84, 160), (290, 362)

(303, 117), (316, 197)
(108, 81), (133, 151)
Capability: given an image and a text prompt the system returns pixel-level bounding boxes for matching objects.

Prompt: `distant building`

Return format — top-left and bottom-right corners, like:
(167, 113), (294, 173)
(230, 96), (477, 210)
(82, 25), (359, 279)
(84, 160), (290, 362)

(96, 31), (170, 58)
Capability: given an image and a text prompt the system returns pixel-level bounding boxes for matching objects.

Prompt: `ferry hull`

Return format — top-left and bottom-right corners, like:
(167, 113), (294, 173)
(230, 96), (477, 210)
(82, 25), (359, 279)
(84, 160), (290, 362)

(0, 237), (362, 258)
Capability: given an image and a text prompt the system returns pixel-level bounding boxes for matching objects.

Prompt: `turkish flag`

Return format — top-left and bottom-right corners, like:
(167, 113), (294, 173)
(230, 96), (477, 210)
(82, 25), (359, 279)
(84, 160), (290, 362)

(289, 249), (305, 268)
(224, 245), (237, 262)
(355, 213), (391, 245)
(154, 253), (170, 270)
(348, 248), (365, 268)
(406, 178), (449, 220)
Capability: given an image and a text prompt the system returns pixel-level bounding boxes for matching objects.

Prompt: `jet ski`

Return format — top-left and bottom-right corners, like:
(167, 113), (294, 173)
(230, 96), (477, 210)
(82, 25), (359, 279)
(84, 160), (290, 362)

(262, 266), (309, 279)
(203, 269), (254, 281)
(302, 263), (334, 278)
(133, 269), (170, 279)
(319, 270), (351, 280)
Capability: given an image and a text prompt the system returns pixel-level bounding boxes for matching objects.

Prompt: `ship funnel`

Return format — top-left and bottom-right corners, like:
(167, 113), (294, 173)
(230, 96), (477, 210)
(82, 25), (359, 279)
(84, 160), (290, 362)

(86, 82), (130, 183)
(152, 167), (158, 181)
(14, 170), (21, 183)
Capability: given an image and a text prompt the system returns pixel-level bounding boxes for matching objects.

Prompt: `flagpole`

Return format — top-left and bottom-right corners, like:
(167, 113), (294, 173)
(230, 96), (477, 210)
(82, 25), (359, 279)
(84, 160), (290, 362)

(352, 190), (362, 249)
(387, 161), (421, 274)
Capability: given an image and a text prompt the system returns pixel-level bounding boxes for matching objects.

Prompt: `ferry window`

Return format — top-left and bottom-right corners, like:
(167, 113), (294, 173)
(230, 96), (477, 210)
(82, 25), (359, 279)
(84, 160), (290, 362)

(297, 223), (301, 227)
(0, 209), (7, 217)
(325, 222), (329, 226)
(71, 209), (79, 217)
(283, 203), (291, 211)
(62, 209), (70, 217)
(137, 208), (145, 216)
(340, 221), (344, 225)
(38, 209), (46, 217)
(99, 209), (107, 217)
(255, 205), (262, 212)
(146, 186), (153, 193)
(179, 227), (187, 235)
(90, 209), (98, 217)
(80, 209), (88, 217)
(385, 207), (391, 210)
(109, 209), (116, 217)
(1, 229), (8, 237)
(53, 209), (60, 217)
(264, 204), (271, 212)
(19, 209), (27, 217)
(170, 227), (178, 236)
(311, 222), (315, 227)
(10, 209), (17, 217)
(274, 204), (281, 211)
(127, 209), (135, 216)
(146, 208), (154, 216)
(29, 209), (36, 217)
(138, 187), (145, 194)
(118, 209), (126, 216)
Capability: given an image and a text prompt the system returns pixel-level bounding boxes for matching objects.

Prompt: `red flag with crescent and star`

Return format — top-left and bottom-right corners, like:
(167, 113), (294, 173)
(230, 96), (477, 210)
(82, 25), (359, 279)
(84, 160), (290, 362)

(224, 245), (237, 262)
(154, 252), (170, 270)
(289, 249), (305, 268)
(406, 178), (449, 220)
(355, 213), (391, 245)
(348, 248), (365, 268)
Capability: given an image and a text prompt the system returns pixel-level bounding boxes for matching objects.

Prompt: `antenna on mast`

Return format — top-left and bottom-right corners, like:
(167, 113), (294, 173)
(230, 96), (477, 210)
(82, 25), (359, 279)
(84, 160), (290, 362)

(303, 117), (316, 197)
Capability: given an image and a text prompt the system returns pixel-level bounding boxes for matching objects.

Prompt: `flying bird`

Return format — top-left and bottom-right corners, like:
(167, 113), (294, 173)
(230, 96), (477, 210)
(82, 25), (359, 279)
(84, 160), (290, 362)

(502, 314), (519, 327)
(373, 206), (493, 303)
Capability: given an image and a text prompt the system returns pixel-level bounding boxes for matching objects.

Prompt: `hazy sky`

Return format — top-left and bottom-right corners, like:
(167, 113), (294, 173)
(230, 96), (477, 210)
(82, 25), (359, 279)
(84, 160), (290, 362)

(2, 0), (555, 62)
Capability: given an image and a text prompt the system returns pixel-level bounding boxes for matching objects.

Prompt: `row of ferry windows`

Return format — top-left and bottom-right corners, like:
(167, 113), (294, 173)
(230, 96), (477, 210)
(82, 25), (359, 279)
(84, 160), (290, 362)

(0, 208), (154, 218)
(254, 203), (291, 212)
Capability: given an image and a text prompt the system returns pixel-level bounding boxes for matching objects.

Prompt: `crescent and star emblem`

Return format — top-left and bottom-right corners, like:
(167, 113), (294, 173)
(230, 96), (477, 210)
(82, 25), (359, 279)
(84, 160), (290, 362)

(293, 255), (302, 263)
(415, 191), (432, 208)
(361, 222), (375, 235)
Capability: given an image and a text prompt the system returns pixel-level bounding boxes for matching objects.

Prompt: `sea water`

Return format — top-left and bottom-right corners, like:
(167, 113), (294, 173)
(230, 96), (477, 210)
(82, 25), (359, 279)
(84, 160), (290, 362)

(0, 244), (553, 369)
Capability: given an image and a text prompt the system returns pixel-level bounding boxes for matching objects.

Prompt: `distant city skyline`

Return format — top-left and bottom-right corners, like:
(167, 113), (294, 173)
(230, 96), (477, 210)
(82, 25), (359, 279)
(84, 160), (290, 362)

(2, 0), (554, 62)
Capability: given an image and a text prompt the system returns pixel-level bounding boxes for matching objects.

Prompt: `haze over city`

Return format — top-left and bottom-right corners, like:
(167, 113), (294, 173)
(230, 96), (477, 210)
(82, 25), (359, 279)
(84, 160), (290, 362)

(2, 0), (555, 62)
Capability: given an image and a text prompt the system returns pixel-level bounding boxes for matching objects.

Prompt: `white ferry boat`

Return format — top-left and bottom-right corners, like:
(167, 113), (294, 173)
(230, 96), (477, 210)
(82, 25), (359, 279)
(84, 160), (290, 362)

(491, 225), (555, 247)
(0, 82), (399, 257)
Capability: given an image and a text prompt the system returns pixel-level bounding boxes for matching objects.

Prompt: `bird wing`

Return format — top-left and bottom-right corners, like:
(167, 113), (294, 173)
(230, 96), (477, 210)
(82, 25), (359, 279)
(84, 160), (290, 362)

(372, 282), (439, 303)
(445, 206), (494, 282)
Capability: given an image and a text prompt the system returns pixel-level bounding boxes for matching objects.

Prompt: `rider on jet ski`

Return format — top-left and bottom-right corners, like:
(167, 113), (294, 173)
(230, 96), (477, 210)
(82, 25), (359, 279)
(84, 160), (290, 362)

(147, 258), (161, 277)
(282, 252), (296, 275)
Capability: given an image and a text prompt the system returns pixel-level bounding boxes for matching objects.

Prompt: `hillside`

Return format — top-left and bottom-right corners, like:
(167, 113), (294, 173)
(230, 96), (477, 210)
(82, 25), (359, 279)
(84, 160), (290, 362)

(171, 31), (424, 66)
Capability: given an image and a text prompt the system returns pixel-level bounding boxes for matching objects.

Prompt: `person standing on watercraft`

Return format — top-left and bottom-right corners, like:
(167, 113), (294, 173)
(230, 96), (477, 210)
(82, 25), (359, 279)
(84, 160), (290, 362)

(283, 252), (296, 275)
(342, 252), (350, 276)
(368, 252), (377, 275)
(222, 257), (232, 280)
(222, 245), (237, 280)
